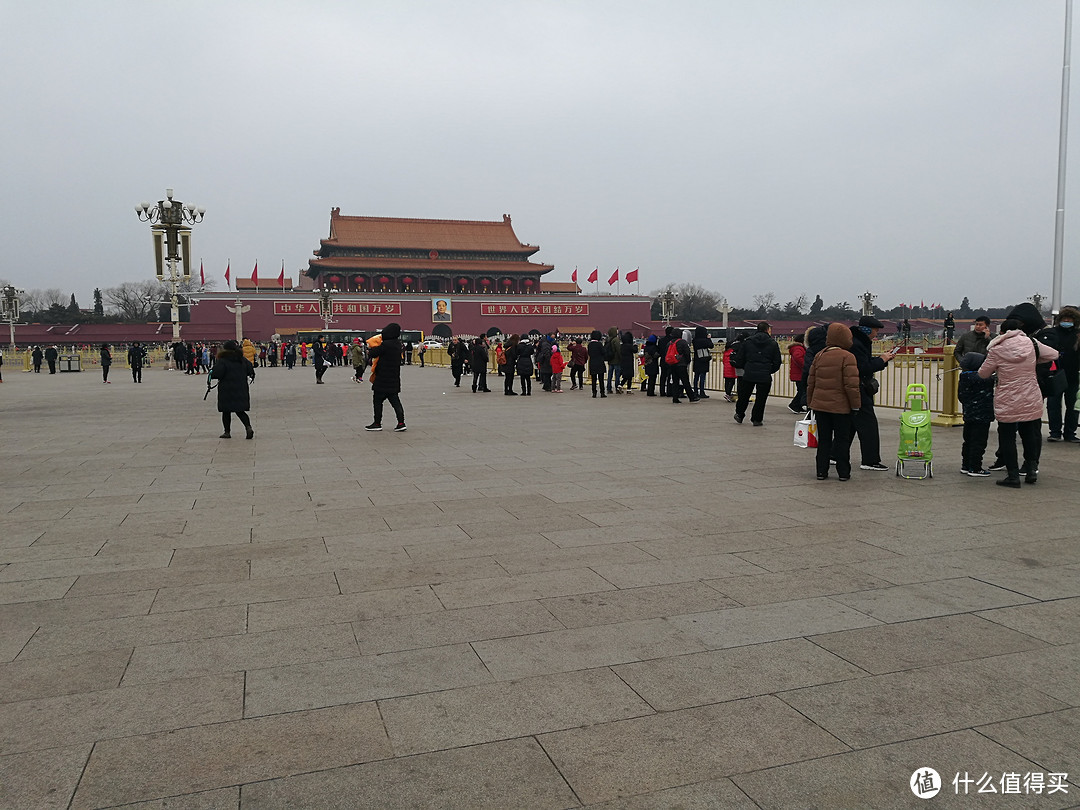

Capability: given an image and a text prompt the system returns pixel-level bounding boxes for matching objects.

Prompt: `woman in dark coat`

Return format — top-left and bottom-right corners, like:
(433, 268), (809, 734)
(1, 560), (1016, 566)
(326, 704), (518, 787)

(366, 322), (407, 430)
(100, 343), (112, 384)
(618, 331), (637, 394)
(211, 340), (256, 439)
(691, 326), (713, 399)
(503, 335), (519, 395)
(515, 338), (534, 396)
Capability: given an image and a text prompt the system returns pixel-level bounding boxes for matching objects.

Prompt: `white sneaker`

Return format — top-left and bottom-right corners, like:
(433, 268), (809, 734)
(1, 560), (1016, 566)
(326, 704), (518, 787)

(860, 463), (889, 471)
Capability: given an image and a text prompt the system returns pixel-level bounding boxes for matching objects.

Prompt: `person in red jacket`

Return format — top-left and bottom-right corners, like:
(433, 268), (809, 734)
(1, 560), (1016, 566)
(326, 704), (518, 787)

(550, 342), (566, 392)
(722, 338), (741, 402)
(787, 333), (807, 413)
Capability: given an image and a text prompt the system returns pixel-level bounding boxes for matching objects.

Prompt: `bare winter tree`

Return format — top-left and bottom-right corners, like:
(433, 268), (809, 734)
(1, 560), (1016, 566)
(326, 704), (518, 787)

(752, 291), (778, 316)
(104, 280), (161, 321)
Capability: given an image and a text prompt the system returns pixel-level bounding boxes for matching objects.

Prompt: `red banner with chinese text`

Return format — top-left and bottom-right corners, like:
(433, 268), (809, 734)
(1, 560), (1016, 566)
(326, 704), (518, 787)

(479, 303), (589, 316)
(273, 301), (402, 316)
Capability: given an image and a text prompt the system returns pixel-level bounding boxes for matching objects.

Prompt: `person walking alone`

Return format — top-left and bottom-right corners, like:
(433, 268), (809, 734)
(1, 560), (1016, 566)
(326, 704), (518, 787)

(127, 342), (146, 383)
(732, 322), (781, 425)
(211, 340), (256, 439)
(365, 322), (407, 431)
(100, 343), (112, 383)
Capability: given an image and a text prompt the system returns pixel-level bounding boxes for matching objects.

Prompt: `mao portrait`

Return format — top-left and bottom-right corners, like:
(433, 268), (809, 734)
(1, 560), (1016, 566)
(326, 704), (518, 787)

(432, 298), (452, 322)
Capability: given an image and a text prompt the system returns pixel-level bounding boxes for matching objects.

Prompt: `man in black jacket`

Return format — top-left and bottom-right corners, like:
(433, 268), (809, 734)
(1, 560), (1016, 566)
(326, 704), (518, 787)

(365, 322), (407, 432)
(732, 322), (781, 425)
(844, 316), (897, 469)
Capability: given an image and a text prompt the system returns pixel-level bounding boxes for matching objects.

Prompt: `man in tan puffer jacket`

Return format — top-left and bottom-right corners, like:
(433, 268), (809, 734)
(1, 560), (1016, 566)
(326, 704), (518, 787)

(807, 323), (862, 481)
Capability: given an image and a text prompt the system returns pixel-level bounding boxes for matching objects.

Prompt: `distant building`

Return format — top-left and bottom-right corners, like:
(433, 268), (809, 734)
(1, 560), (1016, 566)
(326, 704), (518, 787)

(304, 210), (554, 295)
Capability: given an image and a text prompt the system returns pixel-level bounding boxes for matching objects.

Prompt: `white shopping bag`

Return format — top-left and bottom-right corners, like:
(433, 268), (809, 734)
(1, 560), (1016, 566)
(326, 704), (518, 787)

(794, 411), (818, 448)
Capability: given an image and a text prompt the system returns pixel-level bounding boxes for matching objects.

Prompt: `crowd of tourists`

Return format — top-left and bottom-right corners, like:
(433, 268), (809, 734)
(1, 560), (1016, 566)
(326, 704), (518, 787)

(13, 300), (1079, 489)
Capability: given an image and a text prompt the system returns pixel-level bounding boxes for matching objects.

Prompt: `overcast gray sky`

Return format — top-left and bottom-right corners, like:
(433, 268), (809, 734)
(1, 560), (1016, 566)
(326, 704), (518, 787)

(0, 1), (1075, 312)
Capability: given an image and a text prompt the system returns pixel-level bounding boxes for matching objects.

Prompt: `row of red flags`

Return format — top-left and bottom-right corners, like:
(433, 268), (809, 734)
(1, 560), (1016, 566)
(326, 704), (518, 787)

(197, 261), (286, 290)
(571, 267), (639, 286)
(199, 261), (641, 291)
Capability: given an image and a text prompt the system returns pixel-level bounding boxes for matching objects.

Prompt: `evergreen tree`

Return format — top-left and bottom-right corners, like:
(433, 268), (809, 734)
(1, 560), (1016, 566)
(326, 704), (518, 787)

(93, 288), (104, 318)
(67, 294), (80, 319)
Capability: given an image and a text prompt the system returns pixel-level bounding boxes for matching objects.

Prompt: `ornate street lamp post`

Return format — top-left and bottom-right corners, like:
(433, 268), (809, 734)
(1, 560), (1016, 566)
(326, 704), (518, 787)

(135, 189), (205, 342)
(860, 290), (877, 317)
(660, 289), (676, 325)
(316, 286), (337, 332)
(1, 285), (22, 352)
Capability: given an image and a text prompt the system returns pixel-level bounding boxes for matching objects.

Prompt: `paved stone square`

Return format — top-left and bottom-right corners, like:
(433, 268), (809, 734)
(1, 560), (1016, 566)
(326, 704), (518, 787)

(1, 361), (1078, 808)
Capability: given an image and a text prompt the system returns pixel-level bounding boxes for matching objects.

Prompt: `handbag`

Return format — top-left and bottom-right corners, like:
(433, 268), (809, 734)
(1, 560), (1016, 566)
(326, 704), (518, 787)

(794, 410), (818, 448)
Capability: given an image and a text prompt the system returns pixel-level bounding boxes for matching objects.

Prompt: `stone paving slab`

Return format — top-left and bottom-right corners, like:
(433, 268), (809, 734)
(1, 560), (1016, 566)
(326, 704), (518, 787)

(3, 363), (1079, 806)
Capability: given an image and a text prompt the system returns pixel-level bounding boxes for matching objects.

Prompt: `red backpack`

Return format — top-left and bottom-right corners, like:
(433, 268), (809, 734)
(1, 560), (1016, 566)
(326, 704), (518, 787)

(664, 340), (680, 366)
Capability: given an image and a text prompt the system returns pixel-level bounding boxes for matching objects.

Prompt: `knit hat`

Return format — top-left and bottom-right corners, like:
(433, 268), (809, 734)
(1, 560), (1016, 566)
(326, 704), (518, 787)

(959, 352), (986, 371)
(1004, 303), (1045, 334)
(858, 315), (884, 329)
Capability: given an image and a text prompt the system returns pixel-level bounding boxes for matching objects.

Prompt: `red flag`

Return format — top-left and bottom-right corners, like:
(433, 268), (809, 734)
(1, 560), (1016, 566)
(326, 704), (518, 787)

(608, 268), (619, 286)
(571, 268), (578, 284)
(625, 268), (639, 284)
(920, 300), (925, 308)
(251, 261), (259, 288)
(224, 262), (230, 288)
(278, 260), (285, 290)
(587, 267), (598, 284)
(199, 261), (205, 287)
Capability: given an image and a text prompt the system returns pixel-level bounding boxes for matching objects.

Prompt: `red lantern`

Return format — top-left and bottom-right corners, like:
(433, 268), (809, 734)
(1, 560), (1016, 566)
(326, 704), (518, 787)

(502, 279), (513, 286)
(523, 279), (534, 286)
(457, 277), (468, 285)
(328, 275), (341, 283)
(378, 276), (390, 285)
(402, 276), (414, 285)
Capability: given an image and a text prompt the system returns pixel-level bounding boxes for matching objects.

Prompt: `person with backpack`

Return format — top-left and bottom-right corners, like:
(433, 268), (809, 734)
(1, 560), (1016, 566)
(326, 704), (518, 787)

(618, 331), (637, 394)
(604, 327), (620, 394)
(668, 329), (697, 403)
(691, 326), (713, 399)
(656, 326), (675, 396)
(587, 330), (607, 398)
(732, 322), (781, 425)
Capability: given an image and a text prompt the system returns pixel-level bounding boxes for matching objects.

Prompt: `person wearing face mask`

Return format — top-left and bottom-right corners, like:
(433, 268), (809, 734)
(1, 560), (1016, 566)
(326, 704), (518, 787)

(953, 316), (992, 358)
(1035, 306), (1080, 442)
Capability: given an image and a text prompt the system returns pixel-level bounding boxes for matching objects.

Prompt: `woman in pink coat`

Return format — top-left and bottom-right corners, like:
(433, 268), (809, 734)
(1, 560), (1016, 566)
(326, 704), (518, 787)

(979, 319), (1058, 487)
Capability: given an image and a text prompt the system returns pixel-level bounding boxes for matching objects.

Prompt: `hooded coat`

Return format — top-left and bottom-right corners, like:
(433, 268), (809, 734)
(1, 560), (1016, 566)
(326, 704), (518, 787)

(733, 330), (781, 382)
(368, 322), (403, 393)
(807, 323), (860, 414)
(979, 329), (1058, 423)
(1034, 305), (1080, 383)
(692, 326), (714, 374)
(620, 332), (637, 378)
(211, 346), (255, 413)
(241, 339), (257, 365)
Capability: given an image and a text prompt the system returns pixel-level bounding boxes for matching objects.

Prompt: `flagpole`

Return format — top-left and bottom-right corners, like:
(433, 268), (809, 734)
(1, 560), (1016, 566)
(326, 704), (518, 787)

(1052, 0), (1073, 314)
